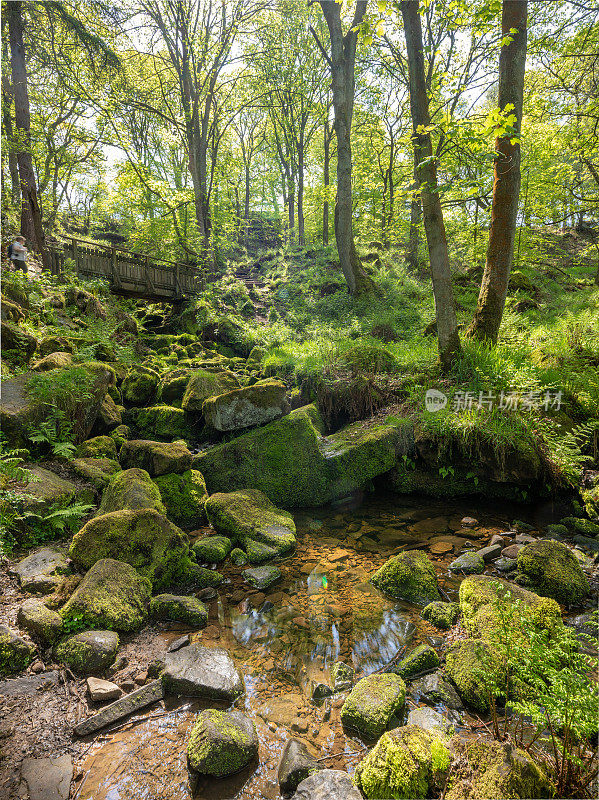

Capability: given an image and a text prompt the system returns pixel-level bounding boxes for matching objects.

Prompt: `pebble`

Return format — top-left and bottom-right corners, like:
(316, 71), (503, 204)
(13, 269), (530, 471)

(460, 517), (479, 528)
(87, 677), (122, 702)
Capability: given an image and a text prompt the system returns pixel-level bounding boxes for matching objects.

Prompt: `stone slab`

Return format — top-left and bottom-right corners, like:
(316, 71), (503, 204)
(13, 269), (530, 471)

(74, 679), (164, 736)
(20, 755), (73, 800)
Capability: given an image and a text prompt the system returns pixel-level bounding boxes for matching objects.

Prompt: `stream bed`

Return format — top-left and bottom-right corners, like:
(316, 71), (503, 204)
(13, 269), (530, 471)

(71, 491), (571, 800)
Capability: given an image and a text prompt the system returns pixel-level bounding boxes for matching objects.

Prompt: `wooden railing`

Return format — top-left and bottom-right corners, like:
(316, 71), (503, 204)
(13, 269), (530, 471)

(46, 236), (204, 301)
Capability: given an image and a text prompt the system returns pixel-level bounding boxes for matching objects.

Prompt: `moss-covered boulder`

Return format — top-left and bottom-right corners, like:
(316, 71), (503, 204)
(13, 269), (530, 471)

(181, 369), (239, 412)
(12, 466), (78, 517)
(516, 540), (590, 605)
(70, 457), (121, 490)
(93, 393), (123, 433)
(97, 468), (165, 515)
(195, 405), (409, 508)
(391, 644), (440, 680)
(1, 319), (37, 362)
(459, 575), (562, 639)
(205, 489), (296, 562)
(192, 535), (231, 563)
(149, 594), (208, 627)
(230, 548), (247, 566)
(76, 435), (118, 460)
(449, 551), (485, 574)
(0, 625), (35, 676)
(121, 366), (160, 406)
(160, 369), (194, 406)
(110, 424), (131, 450)
(120, 439), (192, 476)
(134, 405), (196, 441)
(340, 673), (406, 739)
(354, 724), (451, 799)
(69, 509), (192, 590)
(38, 335), (73, 356)
(61, 558), (151, 632)
(202, 380), (288, 432)
(371, 551), (441, 605)
(17, 599), (63, 644)
(31, 351), (73, 371)
(422, 601), (459, 630)
(446, 736), (553, 800)
(153, 470), (208, 527)
(187, 709), (258, 777)
(54, 630), (119, 675)
(444, 639), (502, 713)
(340, 342), (398, 374)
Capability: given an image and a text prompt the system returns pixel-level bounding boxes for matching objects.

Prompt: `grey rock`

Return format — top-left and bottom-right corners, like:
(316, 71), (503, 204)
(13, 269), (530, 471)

(54, 630), (119, 675)
(515, 532), (537, 544)
(407, 706), (454, 735)
(161, 643), (244, 701)
(501, 543), (522, 559)
(460, 517), (478, 528)
(0, 671), (60, 696)
(167, 634), (190, 652)
(489, 534), (506, 547)
(10, 547), (69, 593)
(449, 551), (484, 574)
(86, 677), (122, 702)
(494, 557), (518, 573)
(410, 670), (464, 710)
(20, 755), (72, 800)
(74, 679), (164, 736)
(292, 770), (362, 800)
(187, 709), (258, 777)
(278, 738), (321, 795)
(243, 565), (282, 590)
(477, 544), (503, 562)
(311, 682), (332, 700)
(331, 661), (354, 692)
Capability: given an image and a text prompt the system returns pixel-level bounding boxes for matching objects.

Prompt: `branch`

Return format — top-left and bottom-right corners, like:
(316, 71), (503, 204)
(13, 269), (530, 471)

(309, 25), (331, 68)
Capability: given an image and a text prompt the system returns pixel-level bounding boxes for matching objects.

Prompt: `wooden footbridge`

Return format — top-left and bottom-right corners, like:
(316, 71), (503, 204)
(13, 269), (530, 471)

(47, 236), (204, 301)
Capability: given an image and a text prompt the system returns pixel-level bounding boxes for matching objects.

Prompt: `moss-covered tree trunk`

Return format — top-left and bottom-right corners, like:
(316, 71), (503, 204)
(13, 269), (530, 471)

(467, 1), (528, 344)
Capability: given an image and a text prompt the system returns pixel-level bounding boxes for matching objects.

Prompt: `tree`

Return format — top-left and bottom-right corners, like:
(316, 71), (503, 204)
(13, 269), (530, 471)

(7, 1), (49, 267)
(311, 1), (374, 295)
(400, 0), (461, 369)
(468, 0), (528, 343)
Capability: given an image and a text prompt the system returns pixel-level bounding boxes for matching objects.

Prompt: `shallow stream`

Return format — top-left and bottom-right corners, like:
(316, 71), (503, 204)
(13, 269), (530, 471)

(72, 491), (567, 800)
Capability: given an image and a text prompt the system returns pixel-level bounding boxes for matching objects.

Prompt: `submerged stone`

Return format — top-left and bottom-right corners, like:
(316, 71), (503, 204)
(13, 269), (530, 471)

(278, 738), (321, 795)
(370, 550), (441, 605)
(331, 661), (354, 692)
(340, 673), (406, 739)
(187, 709), (258, 777)
(243, 565), (281, 590)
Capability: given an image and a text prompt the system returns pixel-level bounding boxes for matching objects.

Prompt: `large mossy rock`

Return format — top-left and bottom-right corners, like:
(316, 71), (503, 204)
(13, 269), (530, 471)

(340, 673), (406, 739)
(444, 639), (502, 713)
(192, 535), (232, 563)
(446, 736), (553, 799)
(391, 643), (440, 680)
(195, 405), (407, 508)
(70, 457), (121, 490)
(153, 470), (208, 527)
(121, 366), (160, 406)
(0, 365), (112, 448)
(0, 625), (35, 677)
(202, 380), (287, 432)
(205, 489), (296, 562)
(13, 466), (78, 517)
(149, 594), (208, 627)
(181, 369), (239, 412)
(371, 551), (441, 605)
(93, 393), (122, 433)
(54, 630), (119, 675)
(17, 599), (63, 644)
(61, 558), (151, 632)
(459, 575), (562, 639)
(354, 724), (450, 799)
(30, 351), (73, 371)
(97, 468), (165, 515)
(69, 508), (192, 590)
(515, 540), (590, 605)
(76, 435), (118, 460)
(1, 319), (37, 361)
(187, 709), (258, 777)
(133, 405), (196, 441)
(120, 439), (192, 476)
(160, 369), (194, 406)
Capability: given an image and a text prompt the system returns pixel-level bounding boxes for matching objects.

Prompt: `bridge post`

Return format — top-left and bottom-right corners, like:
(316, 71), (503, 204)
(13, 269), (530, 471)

(111, 247), (117, 287)
(72, 238), (79, 274)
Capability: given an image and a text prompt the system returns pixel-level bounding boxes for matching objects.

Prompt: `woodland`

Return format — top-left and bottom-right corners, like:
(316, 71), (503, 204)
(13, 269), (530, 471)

(0, 2), (598, 800)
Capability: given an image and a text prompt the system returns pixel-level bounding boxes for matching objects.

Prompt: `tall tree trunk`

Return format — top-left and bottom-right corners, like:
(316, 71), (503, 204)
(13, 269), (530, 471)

(244, 161), (250, 248)
(298, 142), (305, 246)
(406, 167), (421, 269)
(401, 0), (460, 370)
(467, 0), (528, 344)
(1, 35), (20, 207)
(319, 1), (374, 296)
(323, 115), (330, 246)
(8, 1), (49, 269)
